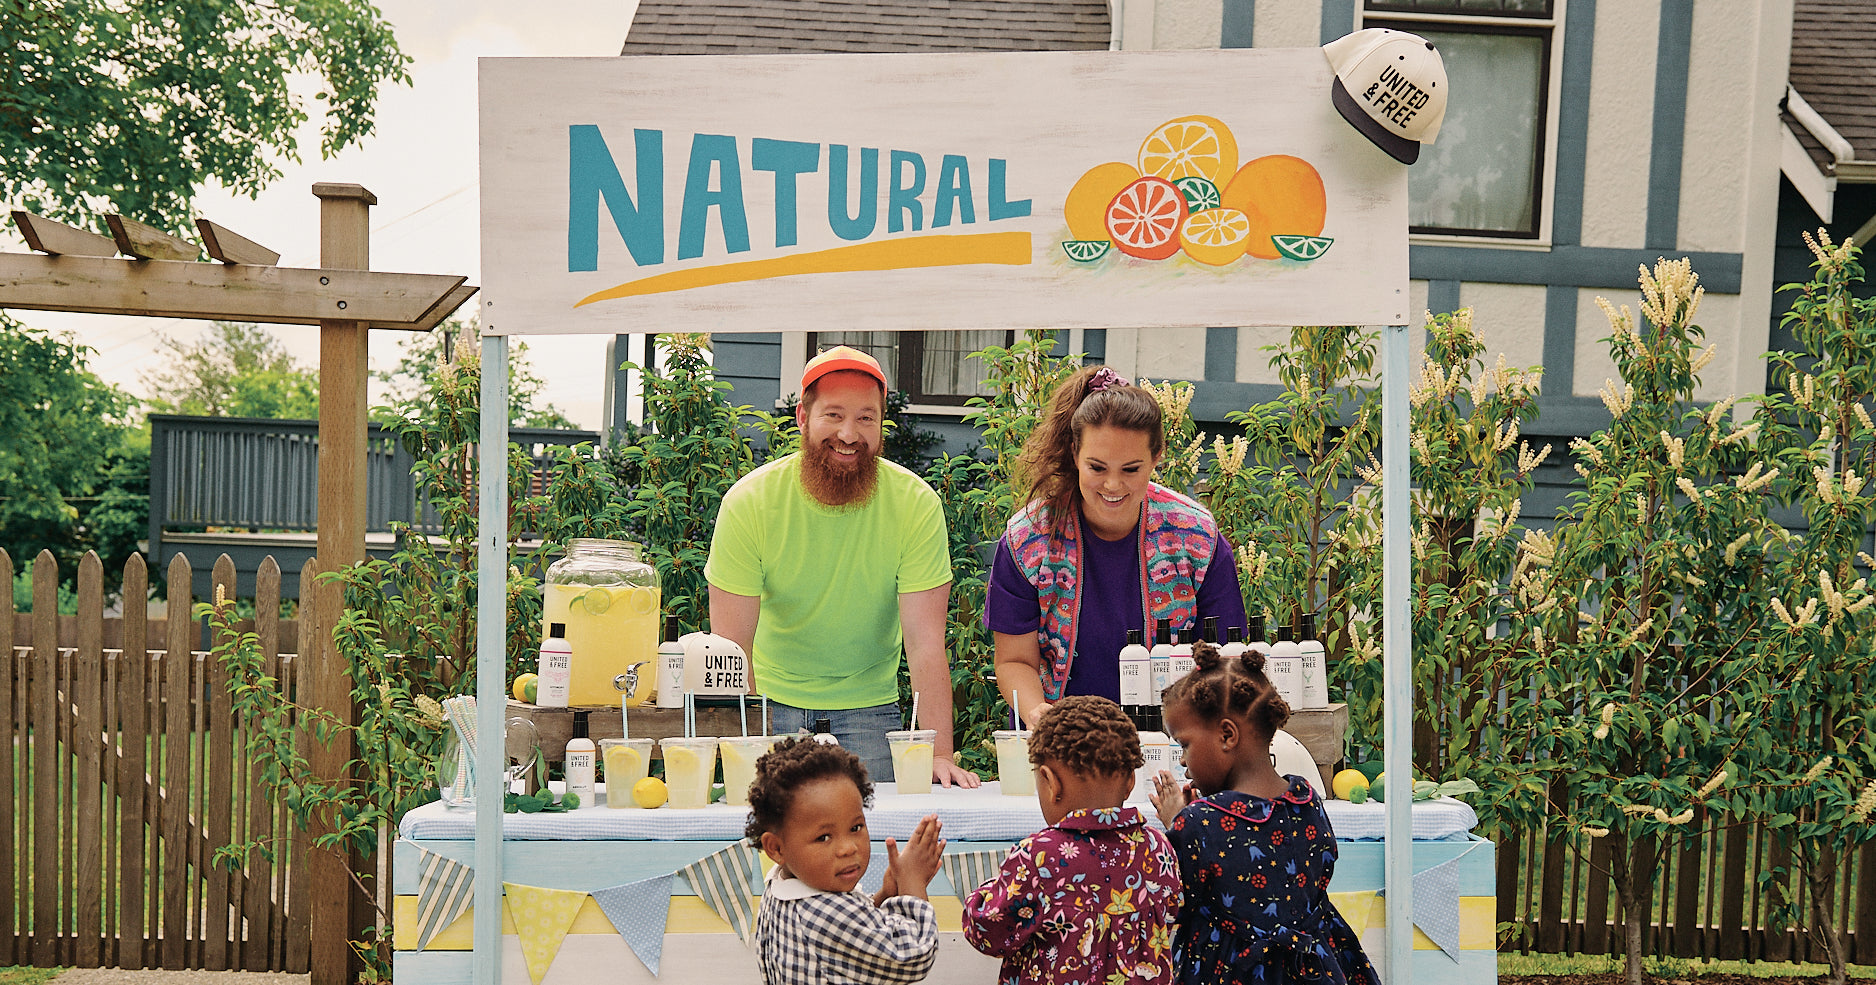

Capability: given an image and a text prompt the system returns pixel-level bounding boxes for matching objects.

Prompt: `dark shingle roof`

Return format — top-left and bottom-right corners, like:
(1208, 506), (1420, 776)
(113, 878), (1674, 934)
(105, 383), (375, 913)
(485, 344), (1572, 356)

(621, 0), (1112, 55)
(1788, 0), (1876, 167)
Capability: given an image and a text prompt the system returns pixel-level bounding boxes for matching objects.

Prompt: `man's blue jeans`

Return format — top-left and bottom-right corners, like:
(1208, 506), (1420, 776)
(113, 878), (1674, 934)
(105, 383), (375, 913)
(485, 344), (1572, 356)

(766, 701), (903, 784)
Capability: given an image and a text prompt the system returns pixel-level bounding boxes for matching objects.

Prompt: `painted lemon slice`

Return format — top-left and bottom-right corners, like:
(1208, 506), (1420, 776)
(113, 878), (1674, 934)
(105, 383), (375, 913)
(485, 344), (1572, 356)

(1062, 240), (1111, 262)
(1271, 234), (1334, 262)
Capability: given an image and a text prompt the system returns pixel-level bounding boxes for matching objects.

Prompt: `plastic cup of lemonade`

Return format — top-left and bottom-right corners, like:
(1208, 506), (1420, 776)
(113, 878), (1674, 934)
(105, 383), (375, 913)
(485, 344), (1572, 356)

(601, 738), (654, 808)
(660, 737), (720, 809)
(720, 735), (785, 807)
(886, 729), (937, 794)
(993, 730), (1035, 797)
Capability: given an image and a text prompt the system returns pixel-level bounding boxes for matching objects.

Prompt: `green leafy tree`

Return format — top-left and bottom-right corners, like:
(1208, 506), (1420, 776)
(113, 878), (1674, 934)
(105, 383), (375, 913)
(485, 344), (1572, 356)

(1, 0), (409, 232)
(142, 322), (320, 419)
(0, 313), (136, 593)
(1739, 230), (1876, 985)
(374, 323), (577, 429)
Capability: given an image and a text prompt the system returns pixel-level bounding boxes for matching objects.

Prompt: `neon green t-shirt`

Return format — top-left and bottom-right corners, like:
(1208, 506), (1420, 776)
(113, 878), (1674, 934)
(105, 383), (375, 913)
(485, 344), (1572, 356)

(704, 454), (952, 709)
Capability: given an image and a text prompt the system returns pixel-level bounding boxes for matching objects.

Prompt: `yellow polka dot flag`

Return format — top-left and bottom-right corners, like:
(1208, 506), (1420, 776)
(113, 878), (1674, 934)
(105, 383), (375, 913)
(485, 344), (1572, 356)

(504, 882), (588, 984)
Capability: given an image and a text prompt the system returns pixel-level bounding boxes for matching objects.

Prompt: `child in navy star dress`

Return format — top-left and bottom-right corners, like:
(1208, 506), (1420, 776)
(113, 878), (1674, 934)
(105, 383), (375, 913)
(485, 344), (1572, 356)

(1149, 642), (1377, 985)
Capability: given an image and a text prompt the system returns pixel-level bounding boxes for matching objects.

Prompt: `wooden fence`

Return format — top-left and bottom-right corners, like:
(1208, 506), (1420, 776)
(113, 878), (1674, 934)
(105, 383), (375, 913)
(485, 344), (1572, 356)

(1, 547), (337, 971)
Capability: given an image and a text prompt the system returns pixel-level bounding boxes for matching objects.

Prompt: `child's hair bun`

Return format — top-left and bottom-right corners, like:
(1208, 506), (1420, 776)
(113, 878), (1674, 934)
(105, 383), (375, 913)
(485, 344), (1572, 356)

(1192, 639), (1223, 672)
(1240, 649), (1267, 675)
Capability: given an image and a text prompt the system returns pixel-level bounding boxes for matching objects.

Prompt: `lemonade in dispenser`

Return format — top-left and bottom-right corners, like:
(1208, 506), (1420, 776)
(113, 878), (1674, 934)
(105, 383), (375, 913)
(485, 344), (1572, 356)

(543, 539), (661, 707)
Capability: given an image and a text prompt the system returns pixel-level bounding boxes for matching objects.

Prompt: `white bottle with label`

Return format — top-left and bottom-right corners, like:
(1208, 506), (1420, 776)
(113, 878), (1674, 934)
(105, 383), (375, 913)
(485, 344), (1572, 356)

(1169, 627), (1196, 688)
(564, 715), (596, 807)
(656, 616), (685, 708)
(537, 622), (572, 708)
(1129, 731), (1174, 803)
(1246, 616), (1271, 661)
(1267, 624), (1302, 708)
(1118, 628), (1152, 725)
(1148, 620), (1174, 708)
(1298, 612), (1330, 709)
(811, 718), (840, 745)
(1220, 625), (1247, 660)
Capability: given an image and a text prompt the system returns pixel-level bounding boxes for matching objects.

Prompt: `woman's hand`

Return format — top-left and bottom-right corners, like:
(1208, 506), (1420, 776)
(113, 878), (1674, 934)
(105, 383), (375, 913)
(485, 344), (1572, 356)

(1023, 700), (1054, 729)
(1149, 770), (1189, 827)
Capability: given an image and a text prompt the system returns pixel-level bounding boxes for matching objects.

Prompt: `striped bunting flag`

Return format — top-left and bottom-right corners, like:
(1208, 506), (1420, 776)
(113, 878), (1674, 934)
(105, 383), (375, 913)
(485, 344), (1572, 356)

(413, 847), (476, 951)
(938, 847), (1008, 906)
(678, 841), (764, 942)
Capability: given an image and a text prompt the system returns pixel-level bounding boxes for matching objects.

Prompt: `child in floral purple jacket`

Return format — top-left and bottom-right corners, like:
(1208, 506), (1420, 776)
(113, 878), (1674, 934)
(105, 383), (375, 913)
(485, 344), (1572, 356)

(963, 696), (1182, 985)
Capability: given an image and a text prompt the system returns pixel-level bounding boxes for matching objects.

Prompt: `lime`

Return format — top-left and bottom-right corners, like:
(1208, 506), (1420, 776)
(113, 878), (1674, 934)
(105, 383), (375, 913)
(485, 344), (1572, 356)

(511, 672), (538, 703)
(560, 791), (581, 809)
(1062, 240), (1111, 262)
(1173, 176), (1220, 213)
(1272, 234), (1334, 262)
(523, 679), (537, 703)
(578, 588), (613, 615)
(1370, 773), (1386, 803)
(632, 776), (668, 809)
(1348, 784), (1368, 805)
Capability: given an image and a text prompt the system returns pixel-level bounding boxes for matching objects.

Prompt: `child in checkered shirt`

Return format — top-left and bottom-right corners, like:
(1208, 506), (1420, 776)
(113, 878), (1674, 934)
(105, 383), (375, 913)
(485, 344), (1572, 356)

(748, 736), (945, 985)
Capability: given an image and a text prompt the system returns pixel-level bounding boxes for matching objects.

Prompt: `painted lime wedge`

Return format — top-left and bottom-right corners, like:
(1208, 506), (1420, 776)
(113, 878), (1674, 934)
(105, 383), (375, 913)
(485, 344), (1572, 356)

(1062, 240), (1112, 262)
(1173, 176), (1220, 213)
(1271, 234), (1333, 261)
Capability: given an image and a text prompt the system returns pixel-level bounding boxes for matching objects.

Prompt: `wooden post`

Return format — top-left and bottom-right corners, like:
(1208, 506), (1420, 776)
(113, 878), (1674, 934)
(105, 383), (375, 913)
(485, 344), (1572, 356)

(310, 181), (374, 985)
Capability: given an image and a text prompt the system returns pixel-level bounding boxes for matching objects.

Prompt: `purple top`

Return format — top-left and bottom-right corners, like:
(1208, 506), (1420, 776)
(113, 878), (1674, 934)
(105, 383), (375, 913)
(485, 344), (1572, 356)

(987, 510), (1248, 701)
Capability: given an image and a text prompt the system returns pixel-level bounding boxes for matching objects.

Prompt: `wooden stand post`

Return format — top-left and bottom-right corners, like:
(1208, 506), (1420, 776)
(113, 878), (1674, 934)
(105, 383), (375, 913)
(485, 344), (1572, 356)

(310, 181), (375, 985)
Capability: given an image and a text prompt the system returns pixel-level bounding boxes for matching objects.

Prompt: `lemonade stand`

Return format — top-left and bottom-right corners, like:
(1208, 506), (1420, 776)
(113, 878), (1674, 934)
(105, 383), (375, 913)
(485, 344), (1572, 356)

(433, 41), (1467, 985)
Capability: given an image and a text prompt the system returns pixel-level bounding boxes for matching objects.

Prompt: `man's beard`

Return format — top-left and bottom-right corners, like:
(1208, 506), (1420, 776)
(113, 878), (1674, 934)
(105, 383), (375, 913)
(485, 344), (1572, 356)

(800, 438), (880, 507)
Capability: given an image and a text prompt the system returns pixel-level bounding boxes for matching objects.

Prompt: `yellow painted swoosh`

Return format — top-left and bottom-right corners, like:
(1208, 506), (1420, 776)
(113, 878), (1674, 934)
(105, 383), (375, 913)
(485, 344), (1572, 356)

(574, 231), (1033, 306)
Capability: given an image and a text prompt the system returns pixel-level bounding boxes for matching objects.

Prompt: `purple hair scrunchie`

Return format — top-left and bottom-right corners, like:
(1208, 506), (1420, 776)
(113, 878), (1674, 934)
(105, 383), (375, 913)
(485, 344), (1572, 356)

(1087, 367), (1132, 393)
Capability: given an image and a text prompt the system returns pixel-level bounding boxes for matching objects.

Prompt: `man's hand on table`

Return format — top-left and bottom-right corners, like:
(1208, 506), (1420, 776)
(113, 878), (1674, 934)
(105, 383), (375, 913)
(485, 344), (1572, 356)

(934, 754), (981, 789)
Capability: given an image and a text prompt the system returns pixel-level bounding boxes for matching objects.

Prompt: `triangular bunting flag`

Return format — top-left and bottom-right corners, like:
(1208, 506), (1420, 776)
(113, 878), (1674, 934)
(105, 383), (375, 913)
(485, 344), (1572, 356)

(1409, 857), (1462, 961)
(413, 847), (476, 951)
(504, 882), (588, 984)
(679, 841), (764, 942)
(593, 874), (673, 976)
(1327, 890), (1379, 940)
(938, 848), (1007, 906)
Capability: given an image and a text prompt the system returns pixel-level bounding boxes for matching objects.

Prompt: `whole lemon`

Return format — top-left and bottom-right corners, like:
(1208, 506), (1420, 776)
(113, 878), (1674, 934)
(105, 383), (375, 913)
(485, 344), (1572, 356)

(1332, 768), (1370, 801)
(632, 776), (669, 809)
(511, 673), (539, 703)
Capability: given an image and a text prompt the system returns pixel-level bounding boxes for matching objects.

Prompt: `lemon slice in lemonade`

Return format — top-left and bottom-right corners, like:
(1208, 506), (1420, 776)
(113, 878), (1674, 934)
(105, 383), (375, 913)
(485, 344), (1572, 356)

(1271, 234), (1333, 261)
(1138, 115), (1238, 184)
(663, 745), (699, 772)
(605, 745), (643, 779)
(578, 588), (613, 615)
(1062, 240), (1111, 262)
(623, 585), (658, 618)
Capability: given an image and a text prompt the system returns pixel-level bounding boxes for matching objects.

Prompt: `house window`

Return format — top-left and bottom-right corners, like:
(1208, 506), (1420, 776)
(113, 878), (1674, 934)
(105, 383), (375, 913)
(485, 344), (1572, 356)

(1364, 1), (1556, 239)
(808, 331), (1014, 406)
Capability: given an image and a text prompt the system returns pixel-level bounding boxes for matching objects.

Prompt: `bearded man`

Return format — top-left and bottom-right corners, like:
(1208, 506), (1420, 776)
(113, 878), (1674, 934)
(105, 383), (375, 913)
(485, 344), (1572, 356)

(706, 347), (979, 787)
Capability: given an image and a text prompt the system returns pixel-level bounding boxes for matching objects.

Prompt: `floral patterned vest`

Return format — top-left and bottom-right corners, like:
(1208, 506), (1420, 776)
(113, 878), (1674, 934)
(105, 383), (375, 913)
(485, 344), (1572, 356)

(1005, 483), (1218, 700)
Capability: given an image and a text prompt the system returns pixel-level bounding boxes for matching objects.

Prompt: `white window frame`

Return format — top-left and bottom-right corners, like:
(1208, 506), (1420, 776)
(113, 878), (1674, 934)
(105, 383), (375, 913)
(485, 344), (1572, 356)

(1364, 1), (1567, 248)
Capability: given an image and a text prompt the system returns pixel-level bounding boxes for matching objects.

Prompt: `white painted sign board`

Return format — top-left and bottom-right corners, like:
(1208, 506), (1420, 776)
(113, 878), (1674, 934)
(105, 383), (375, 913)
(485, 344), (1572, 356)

(478, 50), (1409, 335)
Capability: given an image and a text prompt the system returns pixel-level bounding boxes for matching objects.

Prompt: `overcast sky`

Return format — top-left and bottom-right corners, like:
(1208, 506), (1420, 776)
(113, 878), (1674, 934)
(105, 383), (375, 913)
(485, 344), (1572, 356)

(6, 0), (639, 429)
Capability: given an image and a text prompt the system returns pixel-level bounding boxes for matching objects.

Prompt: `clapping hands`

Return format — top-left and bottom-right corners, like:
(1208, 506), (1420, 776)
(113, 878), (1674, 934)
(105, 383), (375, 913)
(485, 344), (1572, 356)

(875, 814), (945, 904)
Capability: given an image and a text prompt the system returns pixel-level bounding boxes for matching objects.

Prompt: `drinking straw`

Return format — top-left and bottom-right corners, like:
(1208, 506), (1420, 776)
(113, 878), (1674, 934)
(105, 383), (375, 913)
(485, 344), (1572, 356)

(1011, 704), (1019, 731)
(910, 691), (921, 732)
(739, 694), (749, 737)
(441, 695), (478, 789)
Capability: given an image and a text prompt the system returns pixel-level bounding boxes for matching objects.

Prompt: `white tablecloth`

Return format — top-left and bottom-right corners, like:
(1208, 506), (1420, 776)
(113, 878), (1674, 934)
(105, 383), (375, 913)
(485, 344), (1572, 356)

(398, 782), (1478, 842)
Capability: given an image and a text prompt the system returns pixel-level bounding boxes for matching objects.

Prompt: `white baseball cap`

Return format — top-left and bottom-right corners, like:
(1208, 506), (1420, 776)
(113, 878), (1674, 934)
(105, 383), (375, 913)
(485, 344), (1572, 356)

(1323, 28), (1448, 165)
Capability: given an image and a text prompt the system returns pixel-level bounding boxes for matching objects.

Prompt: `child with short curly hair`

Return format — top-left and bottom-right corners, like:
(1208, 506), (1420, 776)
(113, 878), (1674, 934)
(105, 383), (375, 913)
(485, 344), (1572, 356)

(747, 737), (945, 985)
(1151, 642), (1377, 985)
(962, 695), (1181, 985)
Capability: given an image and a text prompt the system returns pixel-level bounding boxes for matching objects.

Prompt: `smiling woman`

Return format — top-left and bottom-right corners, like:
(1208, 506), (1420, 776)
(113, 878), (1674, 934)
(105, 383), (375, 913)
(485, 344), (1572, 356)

(986, 366), (1248, 726)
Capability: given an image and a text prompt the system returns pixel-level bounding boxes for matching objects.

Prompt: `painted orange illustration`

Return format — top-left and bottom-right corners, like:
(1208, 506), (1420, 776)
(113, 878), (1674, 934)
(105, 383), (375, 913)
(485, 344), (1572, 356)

(1061, 117), (1331, 268)
(1220, 154), (1327, 260)
(1105, 176), (1188, 260)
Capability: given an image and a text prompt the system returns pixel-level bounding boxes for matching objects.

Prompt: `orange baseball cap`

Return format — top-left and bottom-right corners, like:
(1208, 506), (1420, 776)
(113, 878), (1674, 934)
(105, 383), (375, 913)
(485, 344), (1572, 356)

(802, 345), (888, 392)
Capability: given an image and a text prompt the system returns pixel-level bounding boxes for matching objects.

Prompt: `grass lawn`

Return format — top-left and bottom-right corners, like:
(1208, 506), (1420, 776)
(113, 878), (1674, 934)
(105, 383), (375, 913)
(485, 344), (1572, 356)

(1501, 952), (1876, 979)
(0, 969), (63, 985)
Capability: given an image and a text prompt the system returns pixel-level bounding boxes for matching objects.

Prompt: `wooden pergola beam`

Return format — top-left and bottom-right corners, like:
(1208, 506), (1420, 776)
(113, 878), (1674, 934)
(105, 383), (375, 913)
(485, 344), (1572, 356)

(106, 215), (200, 261)
(195, 219), (281, 266)
(10, 211), (116, 257)
(0, 252), (470, 329)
